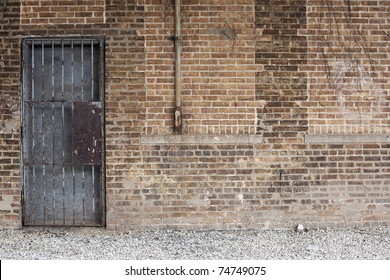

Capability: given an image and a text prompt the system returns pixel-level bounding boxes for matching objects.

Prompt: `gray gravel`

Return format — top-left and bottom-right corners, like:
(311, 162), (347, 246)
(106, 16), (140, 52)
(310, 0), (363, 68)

(0, 227), (389, 260)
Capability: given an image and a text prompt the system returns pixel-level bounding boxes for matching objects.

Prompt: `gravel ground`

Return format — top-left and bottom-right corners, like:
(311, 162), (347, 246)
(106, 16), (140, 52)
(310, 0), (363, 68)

(1, 227), (390, 260)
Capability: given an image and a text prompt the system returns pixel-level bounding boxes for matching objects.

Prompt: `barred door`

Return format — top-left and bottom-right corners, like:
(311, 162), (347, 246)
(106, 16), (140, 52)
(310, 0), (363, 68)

(21, 38), (105, 226)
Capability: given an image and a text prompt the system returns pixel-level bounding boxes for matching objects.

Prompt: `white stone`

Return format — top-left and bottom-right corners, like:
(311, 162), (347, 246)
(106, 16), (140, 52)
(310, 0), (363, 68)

(296, 224), (305, 233)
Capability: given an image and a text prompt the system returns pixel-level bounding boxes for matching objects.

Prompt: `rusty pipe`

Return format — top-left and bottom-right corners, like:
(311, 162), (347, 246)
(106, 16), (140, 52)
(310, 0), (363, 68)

(174, 0), (182, 133)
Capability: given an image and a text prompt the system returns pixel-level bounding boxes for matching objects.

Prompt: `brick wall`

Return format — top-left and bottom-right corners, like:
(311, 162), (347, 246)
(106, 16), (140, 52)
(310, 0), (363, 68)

(143, 0), (258, 135)
(302, 0), (390, 228)
(1, 0), (390, 230)
(306, 0), (390, 135)
(0, 0), (21, 228)
(21, 0), (105, 25)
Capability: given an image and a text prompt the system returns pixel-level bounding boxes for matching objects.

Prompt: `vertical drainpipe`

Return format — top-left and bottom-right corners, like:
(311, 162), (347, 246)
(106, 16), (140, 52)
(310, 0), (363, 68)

(174, 0), (183, 134)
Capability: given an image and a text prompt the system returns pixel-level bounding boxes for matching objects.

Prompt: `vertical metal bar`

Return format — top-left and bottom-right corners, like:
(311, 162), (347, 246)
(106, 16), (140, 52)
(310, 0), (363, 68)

(51, 39), (55, 225)
(32, 42), (35, 100)
(42, 164), (46, 225)
(51, 40), (54, 100)
(62, 165), (65, 225)
(62, 40), (65, 101)
(22, 42), (26, 224)
(61, 40), (65, 225)
(91, 40), (94, 101)
(100, 39), (105, 225)
(41, 40), (45, 101)
(82, 165), (85, 224)
(71, 40), (74, 102)
(31, 44), (35, 165)
(100, 39), (104, 103)
(22, 40), (27, 225)
(71, 40), (75, 225)
(62, 101), (66, 225)
(91, 166), (95, 215)
(32, 165), (36, 224)
(81, 39), (85, 223)
(81, 39), (84, 100)
(31, 42), (36, 224)
(72, 164), (76, 225)
(41, 40), (46, 224)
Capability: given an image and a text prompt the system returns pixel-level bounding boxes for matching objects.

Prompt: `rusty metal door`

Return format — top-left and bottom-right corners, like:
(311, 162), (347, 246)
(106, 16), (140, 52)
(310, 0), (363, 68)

(21, 38), (105, 226)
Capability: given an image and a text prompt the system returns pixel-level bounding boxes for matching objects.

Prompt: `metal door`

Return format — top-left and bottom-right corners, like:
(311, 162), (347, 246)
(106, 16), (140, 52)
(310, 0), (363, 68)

(21, 38), (105, 226)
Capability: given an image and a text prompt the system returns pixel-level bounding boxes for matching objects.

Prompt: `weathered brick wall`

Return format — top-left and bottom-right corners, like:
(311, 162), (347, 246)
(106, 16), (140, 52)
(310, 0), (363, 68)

(103, 0), (146, 230)
(307, 0), (390, 135)
(143, 0), (258, 135)
(302, 0), (390, 228)
(1, 0), (390, 230)
(21, 0), (105, 25)
(0, 0), (21, 228)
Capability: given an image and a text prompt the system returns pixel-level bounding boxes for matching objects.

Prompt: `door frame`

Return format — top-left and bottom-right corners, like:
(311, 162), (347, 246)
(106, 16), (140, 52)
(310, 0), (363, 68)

(20, 36), (106, 227)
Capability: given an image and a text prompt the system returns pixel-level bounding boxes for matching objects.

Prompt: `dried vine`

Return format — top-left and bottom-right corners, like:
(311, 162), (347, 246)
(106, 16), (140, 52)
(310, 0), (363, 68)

(314, 0), (387, 133)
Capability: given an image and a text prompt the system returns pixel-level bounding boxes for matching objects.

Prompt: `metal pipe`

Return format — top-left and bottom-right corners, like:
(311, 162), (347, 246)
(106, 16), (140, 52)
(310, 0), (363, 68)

(174, 0), (182, 133)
